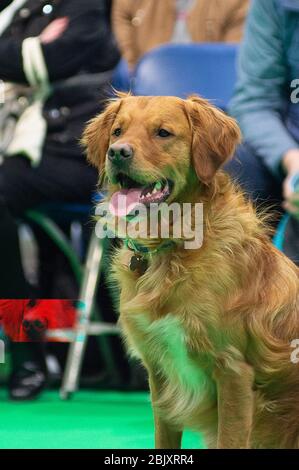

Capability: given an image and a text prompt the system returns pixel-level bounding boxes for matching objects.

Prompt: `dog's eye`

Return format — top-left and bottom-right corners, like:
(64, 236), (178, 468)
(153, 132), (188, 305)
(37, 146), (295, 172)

(112, 128), (122, 137)
(157, 129), (172, 138)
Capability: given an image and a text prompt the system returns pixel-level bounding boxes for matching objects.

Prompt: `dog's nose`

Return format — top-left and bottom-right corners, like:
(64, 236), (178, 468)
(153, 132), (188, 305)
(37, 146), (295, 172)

(107, 143), (133, 164)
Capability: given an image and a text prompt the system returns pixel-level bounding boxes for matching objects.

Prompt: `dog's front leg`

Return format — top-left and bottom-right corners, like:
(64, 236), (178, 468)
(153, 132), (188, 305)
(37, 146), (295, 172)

(149, 372), (182, 449)
(214, 361), (255, 449)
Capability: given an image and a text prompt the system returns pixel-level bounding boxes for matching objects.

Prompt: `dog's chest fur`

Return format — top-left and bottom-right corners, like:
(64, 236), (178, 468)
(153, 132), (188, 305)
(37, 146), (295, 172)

(120, 302), (217, 431)
(114, 248), (220, 433)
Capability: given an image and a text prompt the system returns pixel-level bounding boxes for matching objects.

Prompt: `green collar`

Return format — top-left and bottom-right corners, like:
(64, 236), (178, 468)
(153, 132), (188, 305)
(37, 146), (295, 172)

(124, 238), (177, 257)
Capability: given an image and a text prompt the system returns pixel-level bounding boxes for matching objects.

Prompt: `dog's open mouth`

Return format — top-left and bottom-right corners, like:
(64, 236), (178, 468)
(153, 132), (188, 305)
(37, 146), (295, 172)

(109, 173), (173, 217)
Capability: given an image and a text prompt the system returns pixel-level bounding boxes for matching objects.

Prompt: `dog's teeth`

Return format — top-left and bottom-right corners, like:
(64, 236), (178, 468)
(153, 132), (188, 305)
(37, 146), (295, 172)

(153, 188), (157, 194)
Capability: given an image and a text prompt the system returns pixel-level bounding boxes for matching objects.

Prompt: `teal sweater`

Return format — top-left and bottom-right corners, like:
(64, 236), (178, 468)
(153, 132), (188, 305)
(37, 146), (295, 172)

(230, 0), (299, 179)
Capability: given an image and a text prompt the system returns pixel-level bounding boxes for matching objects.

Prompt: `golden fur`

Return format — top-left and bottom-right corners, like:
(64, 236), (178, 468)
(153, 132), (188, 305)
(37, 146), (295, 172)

(82, 94), (299, 449)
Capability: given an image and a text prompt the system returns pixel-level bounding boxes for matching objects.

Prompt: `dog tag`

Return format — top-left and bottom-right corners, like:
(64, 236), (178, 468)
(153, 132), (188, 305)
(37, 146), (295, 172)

(129, 254), (148, 275)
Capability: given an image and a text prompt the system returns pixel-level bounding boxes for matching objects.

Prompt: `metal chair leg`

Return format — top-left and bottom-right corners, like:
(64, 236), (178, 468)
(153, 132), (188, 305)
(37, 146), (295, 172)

(60, 233), (120, 399)
(60, 231), (103, 399)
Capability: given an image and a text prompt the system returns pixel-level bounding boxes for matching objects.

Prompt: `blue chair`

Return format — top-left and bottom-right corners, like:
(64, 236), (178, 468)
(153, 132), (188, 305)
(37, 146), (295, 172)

(111, 59), (131, 92)
(273, 214), (290, 252)
(132, 43), (239, 110)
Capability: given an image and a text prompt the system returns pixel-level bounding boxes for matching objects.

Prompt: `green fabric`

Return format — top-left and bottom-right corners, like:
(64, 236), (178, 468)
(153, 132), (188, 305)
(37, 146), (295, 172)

(0, 390), (205, 449)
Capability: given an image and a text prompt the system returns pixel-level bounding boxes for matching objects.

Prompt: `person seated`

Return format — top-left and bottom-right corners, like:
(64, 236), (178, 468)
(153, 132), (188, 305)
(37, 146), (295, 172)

(0, 0), (119, 400)
(228, 0), (299, 265)
(112, 0), (249, 71)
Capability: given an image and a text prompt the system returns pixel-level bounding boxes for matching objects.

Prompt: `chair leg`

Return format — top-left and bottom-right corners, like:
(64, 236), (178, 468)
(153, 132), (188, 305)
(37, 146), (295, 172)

(60, 231), (104, 399)
(60, 232), (121, 398)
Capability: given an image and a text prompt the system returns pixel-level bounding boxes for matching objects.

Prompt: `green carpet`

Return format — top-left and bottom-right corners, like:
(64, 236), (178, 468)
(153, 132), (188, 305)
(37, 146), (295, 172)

(0, 390), (205, 449)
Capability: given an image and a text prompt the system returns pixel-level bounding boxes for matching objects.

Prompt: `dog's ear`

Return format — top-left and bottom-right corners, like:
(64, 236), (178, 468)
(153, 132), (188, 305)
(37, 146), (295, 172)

(186, 95), (241, 185)
(81, 99), (122, 171)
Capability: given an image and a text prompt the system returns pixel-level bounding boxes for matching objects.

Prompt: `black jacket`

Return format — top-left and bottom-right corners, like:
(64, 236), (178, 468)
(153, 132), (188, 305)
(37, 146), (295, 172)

(0, 0), (120, 159)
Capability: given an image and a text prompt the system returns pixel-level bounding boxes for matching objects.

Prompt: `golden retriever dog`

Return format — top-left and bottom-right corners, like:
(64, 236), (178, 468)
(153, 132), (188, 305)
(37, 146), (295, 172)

(82, 94), (299, 449)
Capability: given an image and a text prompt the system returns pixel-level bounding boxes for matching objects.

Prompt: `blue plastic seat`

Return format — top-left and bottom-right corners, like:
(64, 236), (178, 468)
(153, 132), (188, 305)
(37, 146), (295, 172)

(132, 43), (239, 110)
(32, 192), (105, 222)
(273, 214), (290, 251)
(111, 59), (131, 92)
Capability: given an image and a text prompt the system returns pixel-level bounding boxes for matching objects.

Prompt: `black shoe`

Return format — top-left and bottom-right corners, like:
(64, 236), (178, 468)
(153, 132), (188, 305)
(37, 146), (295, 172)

(8, 360), (47, 401)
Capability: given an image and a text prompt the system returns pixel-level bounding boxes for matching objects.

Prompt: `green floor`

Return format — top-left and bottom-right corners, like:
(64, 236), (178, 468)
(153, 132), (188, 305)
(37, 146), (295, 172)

(0, 390), (205, 449)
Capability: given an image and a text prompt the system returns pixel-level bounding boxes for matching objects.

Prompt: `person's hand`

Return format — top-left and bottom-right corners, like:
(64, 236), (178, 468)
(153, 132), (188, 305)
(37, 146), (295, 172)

(282, 149), (299, 218)
(40, 17), (69, 44)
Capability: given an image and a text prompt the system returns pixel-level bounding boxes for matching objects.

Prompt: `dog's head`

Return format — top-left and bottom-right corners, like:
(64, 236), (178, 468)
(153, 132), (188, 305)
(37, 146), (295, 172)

(82, 94), (241, 215)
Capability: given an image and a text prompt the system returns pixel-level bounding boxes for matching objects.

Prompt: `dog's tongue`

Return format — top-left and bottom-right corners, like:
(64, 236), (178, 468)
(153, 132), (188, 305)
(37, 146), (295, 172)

(109, 189), (143, 217)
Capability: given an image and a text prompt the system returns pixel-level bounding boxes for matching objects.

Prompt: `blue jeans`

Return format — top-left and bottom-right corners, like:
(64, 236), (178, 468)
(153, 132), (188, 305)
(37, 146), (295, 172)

(225, 143), (299, 265)
(225, 142), (283, 209)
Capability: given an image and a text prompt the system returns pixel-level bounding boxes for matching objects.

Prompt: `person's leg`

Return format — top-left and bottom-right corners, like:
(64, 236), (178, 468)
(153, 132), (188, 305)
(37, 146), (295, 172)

(0, 161), (47, 399)
(0, 153), (97, 299)
(0, 199), (32, 298)
(225, 144), (299, 266)
(0, 154), (98, 215)
(0, 154), (98, 400)
(224, 142), (283, 213)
